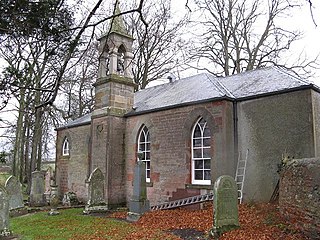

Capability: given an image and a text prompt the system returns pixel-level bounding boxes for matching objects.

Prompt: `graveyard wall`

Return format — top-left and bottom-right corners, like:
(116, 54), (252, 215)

(279, 158), (320, 239)
(125, 100), (235, 206)
(237, 89), (315, 202)
(56, 124), (91, 202)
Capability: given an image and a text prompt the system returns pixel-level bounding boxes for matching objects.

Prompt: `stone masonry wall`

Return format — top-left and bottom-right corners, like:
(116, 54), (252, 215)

(56, 124), (91, 202)
(279, 158), (320, 239)
(125, 100), (235, 206)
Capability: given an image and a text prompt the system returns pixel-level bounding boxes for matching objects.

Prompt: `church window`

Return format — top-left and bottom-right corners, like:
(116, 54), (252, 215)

(192, 118), (211, 185)
(62, 138), (70, 156)
(138, 126), (151, 182)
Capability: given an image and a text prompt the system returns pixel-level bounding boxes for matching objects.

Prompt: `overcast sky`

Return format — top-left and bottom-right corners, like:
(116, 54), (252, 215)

(171, 0), (320, 84)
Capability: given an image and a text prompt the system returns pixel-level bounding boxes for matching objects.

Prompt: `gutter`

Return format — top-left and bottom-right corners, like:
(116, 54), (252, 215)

(236, 84), (316, 102)
(55, 121), (91, 131)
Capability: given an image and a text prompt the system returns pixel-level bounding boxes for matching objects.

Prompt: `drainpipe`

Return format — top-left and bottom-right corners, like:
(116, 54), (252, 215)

(233, 100), (239, 172)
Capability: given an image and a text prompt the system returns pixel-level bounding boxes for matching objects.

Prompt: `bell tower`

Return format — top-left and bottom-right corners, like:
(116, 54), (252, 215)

(94, 1), (135, 116)
(89, 1), (135, 208)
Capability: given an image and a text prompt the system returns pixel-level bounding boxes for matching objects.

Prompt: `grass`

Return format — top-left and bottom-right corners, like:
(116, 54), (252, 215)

(10, 208), (172, 240)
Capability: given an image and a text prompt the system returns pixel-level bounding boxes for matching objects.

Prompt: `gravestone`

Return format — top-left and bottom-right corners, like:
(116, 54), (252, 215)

(83, 168), (108, 214)
(62, 192), (79, 206)
(44, 167), (54, 202)
(127, 160), (150, 222)
(0, 174), (24, 211)
(0, 186), (11, 236)
(29, 171), (47, 207)
(5, 175), (24, 210)
(210, 175), (239, 238)
(48, 185), (60, 216)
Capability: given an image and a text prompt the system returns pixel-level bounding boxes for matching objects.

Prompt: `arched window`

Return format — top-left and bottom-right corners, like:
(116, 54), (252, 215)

(62, 138), (70, 156)
(191, 118), (211, 185)
(137, 125), (150, 182)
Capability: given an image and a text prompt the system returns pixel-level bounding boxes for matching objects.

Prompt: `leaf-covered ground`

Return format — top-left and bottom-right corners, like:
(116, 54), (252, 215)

(10, 203), (311, 239)
(112, 203), (310, 240)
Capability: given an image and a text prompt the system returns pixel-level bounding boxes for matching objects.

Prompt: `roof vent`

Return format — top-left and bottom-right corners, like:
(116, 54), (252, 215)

(167, 74), (175, 83)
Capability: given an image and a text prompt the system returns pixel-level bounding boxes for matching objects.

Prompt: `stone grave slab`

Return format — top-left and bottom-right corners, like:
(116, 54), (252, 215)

(127, 160), (150, 222)
(29, 171), (47, 207)
(211, 175), (239, 238)
(83, 168), (108, 214)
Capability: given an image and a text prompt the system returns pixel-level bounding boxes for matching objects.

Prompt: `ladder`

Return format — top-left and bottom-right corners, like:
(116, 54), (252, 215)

(269, 179), (280, 202)
(150, 193), (214, 211)
(235, 149), (249, 204)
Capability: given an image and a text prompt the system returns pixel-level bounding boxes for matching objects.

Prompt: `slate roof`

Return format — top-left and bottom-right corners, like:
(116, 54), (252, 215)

(130, 66), (315, 115)
(58, 113), (91, 129)
(58, 66), (317, 129)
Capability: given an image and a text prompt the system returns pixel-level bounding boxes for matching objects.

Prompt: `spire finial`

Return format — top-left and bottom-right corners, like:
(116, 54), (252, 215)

(110, 0), (130, 37)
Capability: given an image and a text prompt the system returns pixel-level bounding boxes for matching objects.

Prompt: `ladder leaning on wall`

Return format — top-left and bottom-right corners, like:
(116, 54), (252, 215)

(235, 149), (249, 204)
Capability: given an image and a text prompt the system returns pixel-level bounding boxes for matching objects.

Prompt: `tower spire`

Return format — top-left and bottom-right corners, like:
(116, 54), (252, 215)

(110, 0), (131, 38)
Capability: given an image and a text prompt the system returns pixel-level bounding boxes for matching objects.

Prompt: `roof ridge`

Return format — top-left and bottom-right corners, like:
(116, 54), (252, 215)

(204, 73), (236, 99)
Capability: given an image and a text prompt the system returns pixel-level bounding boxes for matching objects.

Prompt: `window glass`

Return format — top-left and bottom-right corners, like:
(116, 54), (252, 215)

(138, 126), (151, 182)
(191, 118), (211, 185)
(62, 138), (70, 156)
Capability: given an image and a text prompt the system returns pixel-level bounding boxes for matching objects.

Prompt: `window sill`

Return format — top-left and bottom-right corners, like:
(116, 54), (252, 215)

(146, 182), (153, 187)
(185, 184), (212, 190)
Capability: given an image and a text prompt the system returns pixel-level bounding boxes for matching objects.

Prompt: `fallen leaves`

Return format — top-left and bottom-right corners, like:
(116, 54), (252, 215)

(119, 202), (311, 240)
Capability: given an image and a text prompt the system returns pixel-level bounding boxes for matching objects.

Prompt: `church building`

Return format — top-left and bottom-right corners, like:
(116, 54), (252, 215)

(55, 6), (320, 208)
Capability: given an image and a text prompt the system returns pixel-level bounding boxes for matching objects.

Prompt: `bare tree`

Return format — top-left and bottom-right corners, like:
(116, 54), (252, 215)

(126, 0), (188, 90)
(55, 42), (97, 121)
(187, 0), (318, 77)
(0, 0), (152, 191)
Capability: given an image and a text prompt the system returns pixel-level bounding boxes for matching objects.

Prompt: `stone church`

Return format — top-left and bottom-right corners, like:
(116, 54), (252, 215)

(55, 6), (320, 208)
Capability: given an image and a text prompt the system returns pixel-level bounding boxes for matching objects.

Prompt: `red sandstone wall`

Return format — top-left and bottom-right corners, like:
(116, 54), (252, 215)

(125, 100), (235, 206)
(279, 158), (320, 239)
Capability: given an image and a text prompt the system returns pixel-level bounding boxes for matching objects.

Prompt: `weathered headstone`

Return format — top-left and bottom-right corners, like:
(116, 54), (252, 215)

(44, 167), (54, 202)
(48, 185), (60, 216)
(0, 186), (11, 236)
(29, 171), (47, 207)
(210, 175), (239, 238)
(83, 168), (108, 214)
(62, 192), (79, 206)
(127, 160), (150, 222)
(5, 175), (24, 210)
(0, 174), (24, 211)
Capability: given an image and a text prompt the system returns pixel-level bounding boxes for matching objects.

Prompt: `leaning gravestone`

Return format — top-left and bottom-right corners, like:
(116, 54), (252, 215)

(83, 168), (108, 214)
(5, 175), (24, 210)
(127, 160), (150, 222)
(210, 175), (239, 238)
(29, 171), (47, 207)
(0, 186), (11, 236)
(0, 174), (24, 211)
